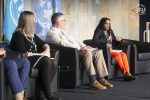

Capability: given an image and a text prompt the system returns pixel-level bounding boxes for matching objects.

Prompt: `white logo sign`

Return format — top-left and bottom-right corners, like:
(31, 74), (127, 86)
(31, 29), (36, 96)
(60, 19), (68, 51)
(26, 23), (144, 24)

(136, 4), (146, 15)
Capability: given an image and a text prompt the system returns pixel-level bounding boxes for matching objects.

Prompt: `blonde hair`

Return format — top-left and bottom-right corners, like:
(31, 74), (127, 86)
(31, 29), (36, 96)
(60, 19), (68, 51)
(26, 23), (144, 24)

(15, 11), (35, 38)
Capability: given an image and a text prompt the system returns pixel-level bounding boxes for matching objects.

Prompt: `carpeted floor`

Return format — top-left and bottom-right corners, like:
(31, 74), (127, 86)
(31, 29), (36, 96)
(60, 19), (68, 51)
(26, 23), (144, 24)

(58, 73), (150, 100)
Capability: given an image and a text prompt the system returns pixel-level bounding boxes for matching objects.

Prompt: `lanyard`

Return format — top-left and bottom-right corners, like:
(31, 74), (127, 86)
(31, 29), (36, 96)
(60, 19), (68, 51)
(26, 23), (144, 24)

(25, 35), (37, 52)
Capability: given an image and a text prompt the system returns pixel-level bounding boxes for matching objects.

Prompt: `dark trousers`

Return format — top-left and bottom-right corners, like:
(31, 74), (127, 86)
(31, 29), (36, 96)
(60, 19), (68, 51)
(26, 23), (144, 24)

(28, 56), (57, 97)
(4, 57), (30, 95)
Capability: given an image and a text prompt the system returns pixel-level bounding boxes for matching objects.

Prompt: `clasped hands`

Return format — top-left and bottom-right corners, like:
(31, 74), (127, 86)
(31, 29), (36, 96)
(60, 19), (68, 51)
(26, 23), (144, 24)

(80, 45), (97, 53)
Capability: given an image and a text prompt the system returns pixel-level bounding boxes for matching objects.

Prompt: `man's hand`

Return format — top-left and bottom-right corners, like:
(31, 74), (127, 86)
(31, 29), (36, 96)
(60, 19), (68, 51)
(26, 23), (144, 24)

(80, 45), (97, 52)
(81, 46), (91, 51)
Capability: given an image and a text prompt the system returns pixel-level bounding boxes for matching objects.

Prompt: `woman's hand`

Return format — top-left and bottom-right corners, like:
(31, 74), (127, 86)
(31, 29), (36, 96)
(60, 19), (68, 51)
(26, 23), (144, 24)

(41, 50), (50, 57)
(0, 48), (6, 58)
(26, 52), (33, 56)
(42, 44), (50, 57)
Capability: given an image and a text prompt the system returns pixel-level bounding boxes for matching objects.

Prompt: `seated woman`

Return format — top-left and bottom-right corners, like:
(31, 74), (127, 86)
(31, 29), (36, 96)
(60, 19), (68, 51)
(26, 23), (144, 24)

(0, 48), (30, 100)
(10, 11), (60, 100)
(92, 17), (136, 81)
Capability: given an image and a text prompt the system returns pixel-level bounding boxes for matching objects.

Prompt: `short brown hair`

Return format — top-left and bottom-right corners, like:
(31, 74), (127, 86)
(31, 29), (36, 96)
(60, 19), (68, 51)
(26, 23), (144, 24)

(51, 13), (63, 25)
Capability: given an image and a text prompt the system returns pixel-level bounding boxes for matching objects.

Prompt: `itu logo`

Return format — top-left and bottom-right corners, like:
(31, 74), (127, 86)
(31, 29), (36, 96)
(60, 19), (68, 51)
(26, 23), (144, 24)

(136, 4), (146, 15)
(10, 0), (23, 26)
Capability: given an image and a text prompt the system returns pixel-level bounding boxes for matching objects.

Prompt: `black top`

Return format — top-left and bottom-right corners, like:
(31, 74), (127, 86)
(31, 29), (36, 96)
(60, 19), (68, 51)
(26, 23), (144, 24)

(10, 31), (45, 53)
(92, 28), (117, 46)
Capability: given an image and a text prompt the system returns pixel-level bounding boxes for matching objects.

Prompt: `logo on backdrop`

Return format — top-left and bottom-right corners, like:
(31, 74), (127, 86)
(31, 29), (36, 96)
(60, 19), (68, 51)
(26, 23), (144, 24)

(136, 4), (146, 15)
(10, 0), (23, 26)
(2, 0), (24, 42)
(35, 0), (54, 40)
(35, 0), (61, 41)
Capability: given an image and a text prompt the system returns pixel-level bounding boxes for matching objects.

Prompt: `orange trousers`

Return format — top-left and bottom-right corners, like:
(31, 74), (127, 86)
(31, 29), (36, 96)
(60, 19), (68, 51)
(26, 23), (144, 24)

(110, 51), (130, 74)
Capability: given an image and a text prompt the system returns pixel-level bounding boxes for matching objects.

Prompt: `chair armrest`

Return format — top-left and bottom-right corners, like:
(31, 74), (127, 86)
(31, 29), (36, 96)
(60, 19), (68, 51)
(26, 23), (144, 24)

(83, 39), (99, 48)
(50, 49), (59, 71)
(101, 46), (112, 65)
(122, 39), (139, 44)
(0, 42), (25, 59)
(0, 42), (8, 48)
(5, 48), (25, 59)
(50, 49), (59, 61)
(122, 39), (150, 53)
(83, 39), (93, 46)
(48, 43), (79, 69)
(0, 59), (4, 100)
(114, 42), (131, 53)
(132, 44), (138, 60)
(83, 40), (113, 65)
(48, 43), (80, 87)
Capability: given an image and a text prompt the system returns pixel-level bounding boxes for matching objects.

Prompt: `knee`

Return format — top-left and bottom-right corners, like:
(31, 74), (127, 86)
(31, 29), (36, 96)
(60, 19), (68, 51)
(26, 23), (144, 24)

(4, 60), (17, 72)
(113, 53), (121, 59)
(120, 52), (126, 57)
(83, 50), (92, 58)
(96, 50), (103, 57)
(41, 56), (52, 65)
(22, 57), (30, 70)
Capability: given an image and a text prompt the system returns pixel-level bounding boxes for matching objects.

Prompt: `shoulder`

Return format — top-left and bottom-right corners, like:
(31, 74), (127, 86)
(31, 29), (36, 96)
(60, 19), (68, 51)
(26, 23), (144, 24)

(48, 27), (61, 35)
(34, 34), (39, 39)
(94, 28), (103, 34)
(47, 29), (61, 38)
(47, 30), (56, 36)
(11, 31), (25, 41)
(13, 31), (24, 37)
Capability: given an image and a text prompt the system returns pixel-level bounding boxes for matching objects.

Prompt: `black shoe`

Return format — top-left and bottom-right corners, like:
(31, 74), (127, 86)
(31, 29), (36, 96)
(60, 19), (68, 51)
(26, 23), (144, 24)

(123, 75), (136, 81)
(130, 75), (137, 80)
(46, 96), (61, 100)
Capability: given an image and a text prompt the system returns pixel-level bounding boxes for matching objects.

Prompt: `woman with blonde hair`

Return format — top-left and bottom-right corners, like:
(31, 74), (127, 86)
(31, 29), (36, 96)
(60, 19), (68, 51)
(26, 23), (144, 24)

(10, 11), (60, 100)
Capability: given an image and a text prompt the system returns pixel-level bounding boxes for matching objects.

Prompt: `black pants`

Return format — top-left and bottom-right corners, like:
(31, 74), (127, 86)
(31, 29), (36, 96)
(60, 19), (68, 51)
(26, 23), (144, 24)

(28, 56), (57, 97)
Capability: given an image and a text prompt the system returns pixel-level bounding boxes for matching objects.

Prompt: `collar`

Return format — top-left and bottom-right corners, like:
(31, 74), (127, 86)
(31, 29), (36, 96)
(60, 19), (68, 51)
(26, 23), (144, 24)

(50, 27), (63, 33)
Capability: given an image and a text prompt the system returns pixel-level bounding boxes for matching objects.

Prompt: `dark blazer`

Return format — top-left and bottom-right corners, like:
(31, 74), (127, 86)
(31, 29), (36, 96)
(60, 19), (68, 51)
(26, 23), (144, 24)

(10, 31), (45, 53)
(92, 28), (118, 47)
(10, 31), (46, 67)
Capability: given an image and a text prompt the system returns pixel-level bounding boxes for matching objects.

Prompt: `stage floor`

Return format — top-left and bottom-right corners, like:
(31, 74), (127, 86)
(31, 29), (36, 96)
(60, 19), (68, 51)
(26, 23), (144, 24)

(58, 73), (150, 100)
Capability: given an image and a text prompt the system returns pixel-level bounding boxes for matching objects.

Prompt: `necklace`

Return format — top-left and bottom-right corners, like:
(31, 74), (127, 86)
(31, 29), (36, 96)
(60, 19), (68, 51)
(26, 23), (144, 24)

(25, 35), (37, 52)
